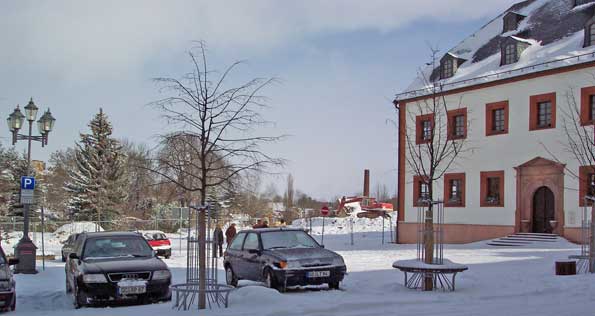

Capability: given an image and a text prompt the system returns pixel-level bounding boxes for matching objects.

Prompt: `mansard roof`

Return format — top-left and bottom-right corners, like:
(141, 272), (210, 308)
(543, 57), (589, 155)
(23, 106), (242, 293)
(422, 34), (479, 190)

(398, 0), (595, 101)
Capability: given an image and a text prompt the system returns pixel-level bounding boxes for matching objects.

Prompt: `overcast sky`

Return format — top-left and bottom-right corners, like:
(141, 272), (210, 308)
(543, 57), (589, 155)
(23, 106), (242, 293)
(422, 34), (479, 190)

(0, 0), (519, 200)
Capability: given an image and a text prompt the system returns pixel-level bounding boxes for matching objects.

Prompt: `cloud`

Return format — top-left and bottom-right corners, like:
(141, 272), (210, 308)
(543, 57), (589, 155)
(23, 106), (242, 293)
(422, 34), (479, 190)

(0, 0), (519, 79)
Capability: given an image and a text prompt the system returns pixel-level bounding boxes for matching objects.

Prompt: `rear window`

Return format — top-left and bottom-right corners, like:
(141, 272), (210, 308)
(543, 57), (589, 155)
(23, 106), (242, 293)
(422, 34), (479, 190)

(153, 233), (167, 240)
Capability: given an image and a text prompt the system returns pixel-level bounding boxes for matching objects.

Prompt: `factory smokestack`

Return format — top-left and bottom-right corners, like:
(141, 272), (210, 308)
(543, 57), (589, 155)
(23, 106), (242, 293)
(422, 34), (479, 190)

(363, 169), (370, 197)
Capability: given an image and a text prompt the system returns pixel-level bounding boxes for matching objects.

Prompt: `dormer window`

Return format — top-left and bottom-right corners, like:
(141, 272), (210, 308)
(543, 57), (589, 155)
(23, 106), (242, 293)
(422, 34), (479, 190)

(500, 36), (531, 66)
(503, 44), (517, 65)
(585, 22), (595, 47)
(439, 53), (466, 80)
(441, 59), (454, 79)
(502, 12), (526, 33)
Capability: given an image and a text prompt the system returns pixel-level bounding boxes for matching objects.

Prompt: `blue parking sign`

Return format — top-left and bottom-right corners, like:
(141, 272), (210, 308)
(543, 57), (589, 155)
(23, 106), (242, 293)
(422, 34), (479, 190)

(20, 176), (35, 190)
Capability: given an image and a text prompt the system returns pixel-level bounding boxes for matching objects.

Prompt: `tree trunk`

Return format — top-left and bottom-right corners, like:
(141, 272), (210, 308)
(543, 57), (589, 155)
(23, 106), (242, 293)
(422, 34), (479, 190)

(423, 184), (434, 291)
(198, 189), (206, 309)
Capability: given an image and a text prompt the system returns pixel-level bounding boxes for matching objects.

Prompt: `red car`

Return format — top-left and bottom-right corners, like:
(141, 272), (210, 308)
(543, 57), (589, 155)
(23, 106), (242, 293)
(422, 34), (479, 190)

(141, 231), (172, 259)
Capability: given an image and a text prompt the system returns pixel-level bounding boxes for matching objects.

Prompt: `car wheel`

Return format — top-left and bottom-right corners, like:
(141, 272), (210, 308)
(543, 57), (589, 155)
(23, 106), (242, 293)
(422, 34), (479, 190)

(264, 269), (285, 292)
(225, 265), (238, 287)
(328, 280), (340, 290)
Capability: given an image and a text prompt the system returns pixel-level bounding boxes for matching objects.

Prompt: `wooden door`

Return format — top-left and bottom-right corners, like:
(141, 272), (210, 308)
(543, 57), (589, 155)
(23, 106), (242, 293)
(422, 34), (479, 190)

(532, 187), (555, 233)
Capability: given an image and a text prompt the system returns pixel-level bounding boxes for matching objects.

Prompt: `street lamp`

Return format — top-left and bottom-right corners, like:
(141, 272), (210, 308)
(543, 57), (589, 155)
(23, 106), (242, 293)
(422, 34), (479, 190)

(7, 98), (56, 274)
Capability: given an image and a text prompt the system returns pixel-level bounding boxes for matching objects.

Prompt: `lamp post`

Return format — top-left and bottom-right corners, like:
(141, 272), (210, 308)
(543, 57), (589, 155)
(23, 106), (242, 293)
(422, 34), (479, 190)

(8, 98), (55, 274)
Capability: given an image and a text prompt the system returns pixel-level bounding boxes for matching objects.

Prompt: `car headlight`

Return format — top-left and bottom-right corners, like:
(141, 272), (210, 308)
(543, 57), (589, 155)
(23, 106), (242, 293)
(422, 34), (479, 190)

(0, 280), (10, 290)
(82, 274), (108, 283)
(275, 260), (300, 269)
(332, 256), (345, 266)
(152, 270), (171, 280)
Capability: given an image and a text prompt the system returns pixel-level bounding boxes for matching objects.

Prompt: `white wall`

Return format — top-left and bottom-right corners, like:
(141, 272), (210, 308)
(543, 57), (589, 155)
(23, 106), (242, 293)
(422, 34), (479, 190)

(403, 66), (595, 228)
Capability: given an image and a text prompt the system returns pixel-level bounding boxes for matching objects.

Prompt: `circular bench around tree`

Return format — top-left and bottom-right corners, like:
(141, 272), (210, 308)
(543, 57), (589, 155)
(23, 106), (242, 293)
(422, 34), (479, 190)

(393, 259), (468, 291)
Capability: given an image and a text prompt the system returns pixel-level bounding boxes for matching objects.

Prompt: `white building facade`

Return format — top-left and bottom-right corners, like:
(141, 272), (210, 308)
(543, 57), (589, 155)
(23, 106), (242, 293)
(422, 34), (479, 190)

(395, 0), (595, 243)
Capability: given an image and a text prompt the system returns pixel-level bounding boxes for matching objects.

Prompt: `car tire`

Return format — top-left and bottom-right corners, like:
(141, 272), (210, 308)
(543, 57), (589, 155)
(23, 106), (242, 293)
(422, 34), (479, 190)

(328, 280), (340, 290)
(225, 265), (238, 287)
(264, 269), (285, 292)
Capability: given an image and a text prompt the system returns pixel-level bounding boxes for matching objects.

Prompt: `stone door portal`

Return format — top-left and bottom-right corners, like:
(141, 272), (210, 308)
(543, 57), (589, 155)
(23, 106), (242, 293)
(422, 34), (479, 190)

(532, 186), (555, 233)
(514, 157), (565, 236)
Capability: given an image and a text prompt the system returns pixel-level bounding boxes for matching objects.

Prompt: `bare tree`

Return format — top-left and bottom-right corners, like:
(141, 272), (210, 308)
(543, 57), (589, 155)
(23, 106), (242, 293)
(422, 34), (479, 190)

(149, 42), (284, 308)
(542, 86), (595, 272)
(544, 88), (595, 178)
(397, 47), (469, 290)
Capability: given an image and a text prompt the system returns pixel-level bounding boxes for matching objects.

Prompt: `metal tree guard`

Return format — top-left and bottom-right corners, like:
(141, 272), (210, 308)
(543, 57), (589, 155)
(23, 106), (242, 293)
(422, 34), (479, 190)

(393, 199), (468, 292)
(171, 203), (234, 311)
(416, 199), (444, 265)
(570, 196), (595, 273)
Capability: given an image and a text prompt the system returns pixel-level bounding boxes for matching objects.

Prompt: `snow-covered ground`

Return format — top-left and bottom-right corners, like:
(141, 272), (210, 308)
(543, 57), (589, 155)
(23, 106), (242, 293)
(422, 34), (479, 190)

(9, 225), (595, 316)
(1, 222), (104, 256)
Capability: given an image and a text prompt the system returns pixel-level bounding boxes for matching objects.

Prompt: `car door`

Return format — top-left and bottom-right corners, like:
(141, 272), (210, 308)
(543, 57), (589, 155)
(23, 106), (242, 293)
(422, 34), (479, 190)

(241, 233), (263, 281)
(67, 236), (84, 290)
(226, 233), (246, 278)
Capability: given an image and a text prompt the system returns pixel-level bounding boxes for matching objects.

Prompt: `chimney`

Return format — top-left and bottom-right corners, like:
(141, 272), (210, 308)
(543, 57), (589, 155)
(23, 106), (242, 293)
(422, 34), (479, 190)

(363, 169), (370, 197)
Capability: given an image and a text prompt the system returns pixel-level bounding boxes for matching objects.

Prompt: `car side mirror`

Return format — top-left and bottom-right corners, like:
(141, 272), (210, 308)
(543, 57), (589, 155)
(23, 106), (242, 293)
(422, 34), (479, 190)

(8, 258), (18, 266)
(69, 253), (79, 260)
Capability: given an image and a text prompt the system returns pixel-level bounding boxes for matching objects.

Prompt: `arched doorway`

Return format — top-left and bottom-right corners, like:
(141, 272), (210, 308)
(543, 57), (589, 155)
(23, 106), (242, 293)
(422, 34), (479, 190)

(532, 186), (555, 233)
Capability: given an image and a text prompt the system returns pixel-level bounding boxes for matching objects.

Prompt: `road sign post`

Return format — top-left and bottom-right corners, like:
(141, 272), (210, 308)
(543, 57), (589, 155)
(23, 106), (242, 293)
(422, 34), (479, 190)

(14, 176), (37, 274)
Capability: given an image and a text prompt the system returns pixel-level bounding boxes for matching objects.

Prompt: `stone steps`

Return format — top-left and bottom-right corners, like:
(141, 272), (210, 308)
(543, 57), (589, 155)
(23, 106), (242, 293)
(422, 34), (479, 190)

(487, 233), (561, 247)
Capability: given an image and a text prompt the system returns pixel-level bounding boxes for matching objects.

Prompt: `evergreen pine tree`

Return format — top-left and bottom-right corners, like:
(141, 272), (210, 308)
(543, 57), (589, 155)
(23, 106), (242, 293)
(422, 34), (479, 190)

(65, 109), (128, 223)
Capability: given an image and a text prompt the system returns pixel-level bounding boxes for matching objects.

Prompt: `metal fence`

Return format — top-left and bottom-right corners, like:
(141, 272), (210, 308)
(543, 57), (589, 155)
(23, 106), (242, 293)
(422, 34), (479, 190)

(0, 218), (191, 236)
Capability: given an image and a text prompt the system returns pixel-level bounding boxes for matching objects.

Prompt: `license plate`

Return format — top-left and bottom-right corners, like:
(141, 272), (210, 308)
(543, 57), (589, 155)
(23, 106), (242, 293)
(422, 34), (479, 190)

(307, 271), (330, 278)
(118, 285), (146, 295)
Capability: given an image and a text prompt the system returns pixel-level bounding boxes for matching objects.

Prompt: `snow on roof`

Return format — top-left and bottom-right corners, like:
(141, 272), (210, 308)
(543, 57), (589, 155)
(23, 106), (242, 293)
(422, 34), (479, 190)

(510, 35), (534, 45)
(398, 0), (595, 101)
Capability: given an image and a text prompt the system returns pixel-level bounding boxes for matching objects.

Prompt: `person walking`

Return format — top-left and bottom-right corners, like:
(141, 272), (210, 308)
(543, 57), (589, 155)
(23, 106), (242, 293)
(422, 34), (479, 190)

(225, 223), (237, 245)
(213, 224), (224, 258)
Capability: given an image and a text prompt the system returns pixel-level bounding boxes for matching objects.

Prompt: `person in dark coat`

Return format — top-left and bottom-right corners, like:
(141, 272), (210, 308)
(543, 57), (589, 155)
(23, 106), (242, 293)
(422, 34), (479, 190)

(253, 219), (264, 229)
(225, 223), (237, 245)
(213, 224), (224, 258)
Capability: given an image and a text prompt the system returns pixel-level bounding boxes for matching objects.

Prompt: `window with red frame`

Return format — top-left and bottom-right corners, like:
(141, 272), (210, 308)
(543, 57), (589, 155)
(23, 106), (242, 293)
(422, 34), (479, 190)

(447, 108), (467, 140)
(444, 173), (465, 207)
(480, 171), (505, 207)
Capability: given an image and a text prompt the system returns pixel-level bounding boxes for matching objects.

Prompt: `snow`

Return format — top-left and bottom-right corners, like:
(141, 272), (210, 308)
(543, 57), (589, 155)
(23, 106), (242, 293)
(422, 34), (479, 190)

(392, 258), (468, 270)
(53, 222), (104, 238)
(291, 212), (397, 236)
(6, 221), (595, 316)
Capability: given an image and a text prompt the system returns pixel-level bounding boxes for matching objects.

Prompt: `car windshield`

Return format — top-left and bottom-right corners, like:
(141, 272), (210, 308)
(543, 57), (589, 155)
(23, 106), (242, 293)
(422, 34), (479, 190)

(260, 231), (319, 250)
(83, 236), (153, 259)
